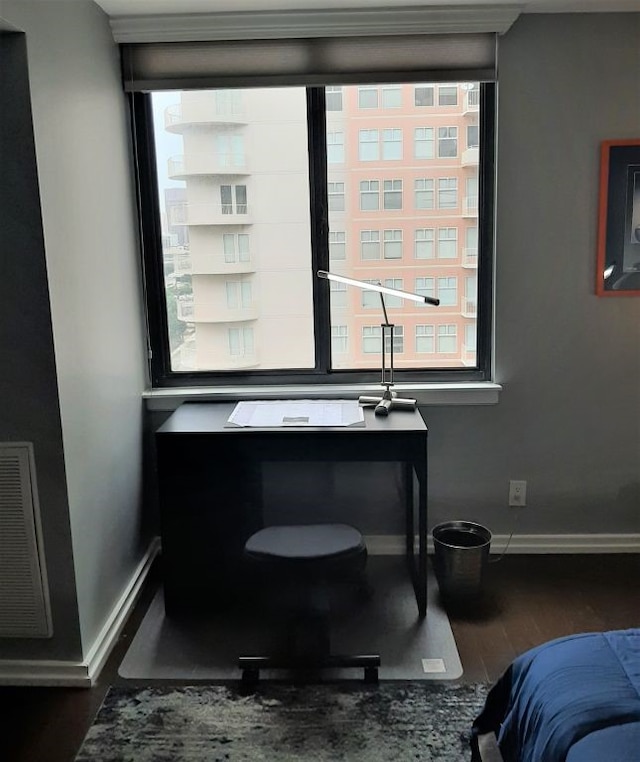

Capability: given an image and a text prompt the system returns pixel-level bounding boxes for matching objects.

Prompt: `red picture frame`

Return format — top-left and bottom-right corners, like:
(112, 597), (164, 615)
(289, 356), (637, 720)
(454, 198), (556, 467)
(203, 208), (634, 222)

(596, 138), (640, 296)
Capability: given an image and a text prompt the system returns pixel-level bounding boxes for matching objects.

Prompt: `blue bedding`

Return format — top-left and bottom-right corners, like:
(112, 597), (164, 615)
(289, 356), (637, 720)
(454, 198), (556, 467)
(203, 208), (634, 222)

(472, 628), (640, 762)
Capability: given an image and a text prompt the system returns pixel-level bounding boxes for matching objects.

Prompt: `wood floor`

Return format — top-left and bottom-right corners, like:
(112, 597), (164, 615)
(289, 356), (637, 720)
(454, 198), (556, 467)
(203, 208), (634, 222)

(1, 553), (638, 762)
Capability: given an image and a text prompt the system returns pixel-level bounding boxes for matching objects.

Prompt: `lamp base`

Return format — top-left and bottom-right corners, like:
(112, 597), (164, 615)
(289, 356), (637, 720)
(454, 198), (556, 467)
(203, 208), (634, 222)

(359, 390), (417, 416)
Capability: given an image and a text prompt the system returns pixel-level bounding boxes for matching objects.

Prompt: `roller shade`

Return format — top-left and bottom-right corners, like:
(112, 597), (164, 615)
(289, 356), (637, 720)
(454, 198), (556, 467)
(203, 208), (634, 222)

(121, 33), (497, 92)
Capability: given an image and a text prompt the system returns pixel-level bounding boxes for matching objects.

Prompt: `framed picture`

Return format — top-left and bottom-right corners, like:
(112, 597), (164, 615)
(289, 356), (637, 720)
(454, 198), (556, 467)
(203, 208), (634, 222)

(596, 139), (640, 296)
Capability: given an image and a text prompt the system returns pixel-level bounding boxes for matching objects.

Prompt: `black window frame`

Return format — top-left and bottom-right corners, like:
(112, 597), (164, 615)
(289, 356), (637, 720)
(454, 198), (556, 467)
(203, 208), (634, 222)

(130, 82), (496, 389)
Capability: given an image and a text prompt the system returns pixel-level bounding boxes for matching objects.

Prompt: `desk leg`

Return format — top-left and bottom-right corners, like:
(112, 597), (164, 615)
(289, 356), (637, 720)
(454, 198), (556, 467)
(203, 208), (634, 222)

(405, 460), (427, 618)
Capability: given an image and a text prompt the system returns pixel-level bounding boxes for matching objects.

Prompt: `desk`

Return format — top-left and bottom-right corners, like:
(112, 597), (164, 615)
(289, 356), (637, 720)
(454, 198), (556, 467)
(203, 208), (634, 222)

(155, 402), (429, 617)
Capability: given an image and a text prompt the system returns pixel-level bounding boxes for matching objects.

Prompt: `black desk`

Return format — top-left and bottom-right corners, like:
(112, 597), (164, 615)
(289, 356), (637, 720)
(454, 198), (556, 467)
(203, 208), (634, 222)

(155, 402), (429, 617)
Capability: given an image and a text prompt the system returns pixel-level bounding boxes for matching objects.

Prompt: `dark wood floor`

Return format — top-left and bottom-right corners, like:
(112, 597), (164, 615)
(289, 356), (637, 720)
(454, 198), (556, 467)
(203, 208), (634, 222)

(1, 554), (638, 762)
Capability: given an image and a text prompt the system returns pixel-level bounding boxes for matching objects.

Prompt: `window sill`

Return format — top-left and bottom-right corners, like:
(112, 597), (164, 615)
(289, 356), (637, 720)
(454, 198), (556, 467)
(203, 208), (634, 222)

(143, 382), (502, 412)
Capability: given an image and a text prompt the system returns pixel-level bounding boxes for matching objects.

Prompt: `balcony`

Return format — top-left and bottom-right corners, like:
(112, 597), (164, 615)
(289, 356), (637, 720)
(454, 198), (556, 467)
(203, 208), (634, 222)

(176, 296), (195, 322)
(164, 102), (247, 133)
(190, 253), (255, 276)
(185, 203), (253, 226)
(463, 89), (480, 115)
(461, 343), (477, 366)
(462, 248), (478, 268)
(462, 297), (477, 318)
(167, 153), (250, 180)
(193, 302), (259, 323)
(462, 196), (478, 217)
(461, 147), (479, 167)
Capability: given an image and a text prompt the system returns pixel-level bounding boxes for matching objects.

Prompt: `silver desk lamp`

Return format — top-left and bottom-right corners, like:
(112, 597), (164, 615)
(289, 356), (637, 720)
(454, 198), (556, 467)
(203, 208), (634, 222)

(318, 270), (440, 415)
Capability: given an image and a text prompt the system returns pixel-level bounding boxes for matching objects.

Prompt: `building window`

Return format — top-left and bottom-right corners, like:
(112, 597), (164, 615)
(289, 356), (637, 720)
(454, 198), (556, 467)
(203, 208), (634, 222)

(438, 85), (458, 106)
(415, 178), (434, 210)
(383, 229), (403, 259)
(360, 230), (381, 260)
(438, 126), (458, 158)
(438, 324), (457, 353)
(327, 131), (344, 163)
(362, 325), (382, 353)
(326, 85), (343, 111)
(414, 127), (434, 159)
(438, 227), (457, 258)
(328, 181), (345, 212)
(383, 278), (404, 308)
(329, 231), (346, 260)
(384, 325), (404, 353)
(438, 276), (458, 306)
(137, 80), (495, 384)
(358, 87), (378, 109)
(414, 85), (434, 106)
(416, 325), (434, 353)
(438, 177), (458, 209)
(359, 129), (379, 161)
(383, 179), (402, 210)
(382, 86), (402, 108)
(331, 325), (348, 353)
(362, 280), (381, 308)
(415, 277), (435, 303)
(383, 128), (402, 160)
(229, 326), (254, 356)
(360, 180), (380, 211)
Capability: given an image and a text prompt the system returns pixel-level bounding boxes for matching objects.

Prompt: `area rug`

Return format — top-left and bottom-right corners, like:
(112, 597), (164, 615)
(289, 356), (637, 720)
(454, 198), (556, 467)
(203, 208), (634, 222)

(76, 682), (488, 761)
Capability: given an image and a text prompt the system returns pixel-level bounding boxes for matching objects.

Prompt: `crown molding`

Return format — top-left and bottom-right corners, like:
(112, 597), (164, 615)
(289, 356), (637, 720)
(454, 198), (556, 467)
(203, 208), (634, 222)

(110, 4), (522, 43)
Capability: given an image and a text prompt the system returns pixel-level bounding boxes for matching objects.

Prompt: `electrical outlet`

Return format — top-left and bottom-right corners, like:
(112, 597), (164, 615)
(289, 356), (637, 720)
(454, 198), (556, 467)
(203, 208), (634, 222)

(509, 480), (527, 507)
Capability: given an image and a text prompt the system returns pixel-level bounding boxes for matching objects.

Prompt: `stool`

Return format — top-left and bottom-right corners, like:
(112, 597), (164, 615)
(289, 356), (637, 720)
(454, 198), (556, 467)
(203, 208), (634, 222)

(238, 523), (380, 684)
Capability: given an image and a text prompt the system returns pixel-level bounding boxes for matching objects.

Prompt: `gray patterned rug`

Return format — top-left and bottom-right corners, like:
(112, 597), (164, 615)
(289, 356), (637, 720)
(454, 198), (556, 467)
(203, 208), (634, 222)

(76, 682), (488, 761)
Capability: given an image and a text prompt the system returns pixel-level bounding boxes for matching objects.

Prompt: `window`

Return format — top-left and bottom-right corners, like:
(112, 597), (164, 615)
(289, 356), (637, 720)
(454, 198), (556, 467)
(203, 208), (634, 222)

(467, 124), (479, 148)
(362, 325), (382, 353)
(414, 85), (434, 106)
(359, 129), (379, 161)
(383, 179), (402, 210)
(438, 324), (457, 352)
(358, 87), (378, 109)
(438, 227), (457, 258)
(326, 85), (343, 111)
(415, 178), (434, 210)
(360, 230), (381, 260)
(331, 325), (348, 353)
(383, 129), (402, 160)
(438, 126), (458, 158)
(360, 180), (380, 211)
(415, 127), (434, 159)
(438, 86), (458, 106)
(383, 229), (402, 259)
(438, 178), (458, 209)
(416, 325), (434, 353)
(382, 86), (401, 108)
(415, 228), (435, 259)
(384, 325), (404, 353)
(328, 181), (345, 212)
(135, 78), (495, 385)
(327, 131), (344, 163)
(329, 231), (346, 260)
(437, 276), (457, 306)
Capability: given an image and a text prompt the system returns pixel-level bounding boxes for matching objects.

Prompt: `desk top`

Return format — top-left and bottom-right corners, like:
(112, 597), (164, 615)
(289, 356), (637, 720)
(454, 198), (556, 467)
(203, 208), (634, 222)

(157, 402), (427, 436)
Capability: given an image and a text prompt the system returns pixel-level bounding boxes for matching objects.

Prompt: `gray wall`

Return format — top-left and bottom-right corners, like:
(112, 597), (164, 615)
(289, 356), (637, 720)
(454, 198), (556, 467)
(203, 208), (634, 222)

(1, 0), (149, 659)
(0, 31), (82, 661)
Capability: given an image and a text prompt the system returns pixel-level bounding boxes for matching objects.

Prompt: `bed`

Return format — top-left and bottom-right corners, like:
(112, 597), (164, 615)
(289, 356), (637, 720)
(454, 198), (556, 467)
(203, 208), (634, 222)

(471, 628), (640, 762)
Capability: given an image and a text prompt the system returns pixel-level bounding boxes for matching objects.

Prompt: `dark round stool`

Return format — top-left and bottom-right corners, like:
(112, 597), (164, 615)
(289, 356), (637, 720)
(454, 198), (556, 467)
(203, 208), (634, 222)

(238, 523), (380, 684)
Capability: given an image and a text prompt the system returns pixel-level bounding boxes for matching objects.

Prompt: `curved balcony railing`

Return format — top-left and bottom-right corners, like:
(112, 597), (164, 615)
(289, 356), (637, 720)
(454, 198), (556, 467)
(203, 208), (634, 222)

(164, 101), (247, 132)
(462, 297), (477, 317)
(461, 147), (479, 166)
(167, 153), (250, 179)
(462, 196), (478, 217)
(184, 203), (252, 226)
(462, 248), (478, 268)
(190, 254), (255, 276)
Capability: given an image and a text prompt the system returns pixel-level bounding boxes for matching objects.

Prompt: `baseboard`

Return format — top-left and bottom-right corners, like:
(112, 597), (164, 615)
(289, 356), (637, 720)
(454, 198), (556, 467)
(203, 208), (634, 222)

(0, 536), (160, 687)
(365, 533), (640, 555)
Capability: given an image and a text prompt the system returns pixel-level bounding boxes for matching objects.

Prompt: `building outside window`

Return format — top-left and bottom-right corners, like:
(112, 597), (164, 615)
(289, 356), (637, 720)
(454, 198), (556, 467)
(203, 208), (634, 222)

(361, 230), (381, 260)
(438, 126), (458, 157)
(383, 229), (403, 259)
(414, 127), (435, 159)
(437, 276), (458, 306)
(438, 227), (457, 258)
(438, 177), (458, 209)
(415, 277), (436, 302)
(438, 324), (457, 352)
(382, 86), (402, 108)
(362, 325), (382, 353)
(414, 85), (434, 106)
(359, 129), (379, 161)
(360, 180), (380, 211)
(383, 128), (402, 160)
(328, 181), (345, 211)
(415, 228), (435, 259)
(384, 325), (404, 353)
(329, 231), (346, 260)
(326, 85), (343, 111)
(383, 179), (402, 210)
(416, 325), (435, 353)
(229, 326), (254, 356)
(438, 85), (458, 106)
(331, 325), (348, 354)
(415, 178), (434, 210)
(358, 87), (378, 108)
(327, 131), (345, 163)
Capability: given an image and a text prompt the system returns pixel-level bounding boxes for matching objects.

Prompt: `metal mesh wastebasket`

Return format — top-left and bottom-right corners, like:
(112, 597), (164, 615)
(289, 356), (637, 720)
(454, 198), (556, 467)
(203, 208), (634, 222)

(432, 521), (492, 600)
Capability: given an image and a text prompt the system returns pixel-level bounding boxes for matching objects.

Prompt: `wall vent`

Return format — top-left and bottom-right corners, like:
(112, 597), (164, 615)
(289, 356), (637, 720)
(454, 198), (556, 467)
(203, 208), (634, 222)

(0, 444), (52, 638)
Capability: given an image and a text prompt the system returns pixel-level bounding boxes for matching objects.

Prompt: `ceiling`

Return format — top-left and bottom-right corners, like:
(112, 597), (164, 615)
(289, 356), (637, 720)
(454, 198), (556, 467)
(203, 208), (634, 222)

(93, 0), (640, 17)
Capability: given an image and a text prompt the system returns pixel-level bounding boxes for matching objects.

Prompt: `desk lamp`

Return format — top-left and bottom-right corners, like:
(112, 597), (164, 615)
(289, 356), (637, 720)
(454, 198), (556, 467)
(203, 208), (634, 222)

(318, 270), (440, 415)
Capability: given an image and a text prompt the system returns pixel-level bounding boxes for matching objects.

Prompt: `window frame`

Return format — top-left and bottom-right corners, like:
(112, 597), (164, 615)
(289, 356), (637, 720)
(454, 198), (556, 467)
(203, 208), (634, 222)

(132, 82), (496, 389)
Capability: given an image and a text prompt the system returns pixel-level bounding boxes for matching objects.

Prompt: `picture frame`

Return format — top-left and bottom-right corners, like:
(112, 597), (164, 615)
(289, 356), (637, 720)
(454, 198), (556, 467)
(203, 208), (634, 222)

(596, 139), (640, 296)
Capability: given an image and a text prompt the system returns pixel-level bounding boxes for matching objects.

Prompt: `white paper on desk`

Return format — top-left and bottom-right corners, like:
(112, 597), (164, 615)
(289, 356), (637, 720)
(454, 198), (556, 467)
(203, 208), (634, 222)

(227, 400), (365, 428)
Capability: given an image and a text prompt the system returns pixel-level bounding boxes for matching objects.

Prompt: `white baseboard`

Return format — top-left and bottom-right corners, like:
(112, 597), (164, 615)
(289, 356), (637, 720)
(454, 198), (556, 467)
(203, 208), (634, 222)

(365, 533), (640, 555)
(0, 536), (160, 687)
